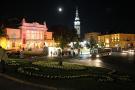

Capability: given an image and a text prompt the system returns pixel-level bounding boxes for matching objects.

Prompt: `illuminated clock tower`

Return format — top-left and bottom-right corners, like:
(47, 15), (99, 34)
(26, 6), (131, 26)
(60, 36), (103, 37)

(74, 7), (80, 38)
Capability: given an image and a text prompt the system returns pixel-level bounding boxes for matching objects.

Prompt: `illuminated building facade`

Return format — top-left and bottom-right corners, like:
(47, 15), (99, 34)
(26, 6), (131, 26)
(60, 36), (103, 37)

(4, 18), (53, 50)
(98, 33), (135, 48)
(85, 32), (100, 43)
(74, 7), (80, 38)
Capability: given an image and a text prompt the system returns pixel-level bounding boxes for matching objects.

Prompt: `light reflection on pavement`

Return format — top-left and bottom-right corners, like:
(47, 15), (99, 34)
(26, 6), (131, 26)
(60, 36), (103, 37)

(68, 55), (106, 68)
(67, 52), (135, 75)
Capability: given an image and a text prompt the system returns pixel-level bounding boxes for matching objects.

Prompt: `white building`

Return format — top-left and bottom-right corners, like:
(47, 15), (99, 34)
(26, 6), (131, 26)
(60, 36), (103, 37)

(74, 7), (80, 38)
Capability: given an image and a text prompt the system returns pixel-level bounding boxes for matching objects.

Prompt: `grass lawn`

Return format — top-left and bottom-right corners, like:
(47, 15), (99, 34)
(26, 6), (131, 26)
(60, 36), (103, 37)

(5, 59), (135, 90)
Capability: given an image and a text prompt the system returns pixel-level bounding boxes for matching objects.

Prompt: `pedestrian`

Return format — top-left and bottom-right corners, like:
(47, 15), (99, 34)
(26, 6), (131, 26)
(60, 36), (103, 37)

(58, 49), (61, 57)
(20, 50), (24, 59)
(16, 50), (20, 58)
(78, 49), (80, 55)
(0, 46), (8, 73)
(50, 51), (53, 57)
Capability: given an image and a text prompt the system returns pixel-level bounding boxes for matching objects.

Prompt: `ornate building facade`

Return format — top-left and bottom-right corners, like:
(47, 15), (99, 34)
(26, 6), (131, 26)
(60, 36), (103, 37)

(85, 32), (100, 43)
(4, 18), (53, 50)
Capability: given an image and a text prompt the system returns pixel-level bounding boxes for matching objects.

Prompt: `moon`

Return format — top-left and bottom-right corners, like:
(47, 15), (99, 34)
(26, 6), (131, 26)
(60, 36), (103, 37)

(58, 7), (63, 12)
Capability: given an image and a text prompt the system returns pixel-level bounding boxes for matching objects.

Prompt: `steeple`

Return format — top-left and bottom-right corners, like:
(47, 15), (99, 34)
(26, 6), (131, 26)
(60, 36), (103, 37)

(74, 7), (81, 38)
(22, 18), (26, 23)
(75, 7), (79, 21)
(21, 18), (26, 25)
(43, 21), (46, 26)
(43, 21), (48, 31)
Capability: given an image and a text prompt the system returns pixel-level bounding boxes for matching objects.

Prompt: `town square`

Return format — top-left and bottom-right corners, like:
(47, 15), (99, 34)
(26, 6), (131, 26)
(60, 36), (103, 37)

(0, 0), (135, 90)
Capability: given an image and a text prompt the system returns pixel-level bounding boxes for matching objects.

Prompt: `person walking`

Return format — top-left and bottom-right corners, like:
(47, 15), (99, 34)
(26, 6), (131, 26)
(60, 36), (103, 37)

(20, 50), (24, 59)
(0, 46), (8, 73)
(50, 51), (53, 57)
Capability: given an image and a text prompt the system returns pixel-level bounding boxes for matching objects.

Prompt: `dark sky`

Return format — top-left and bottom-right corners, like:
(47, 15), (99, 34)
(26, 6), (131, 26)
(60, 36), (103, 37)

(0, 0), (135, 36)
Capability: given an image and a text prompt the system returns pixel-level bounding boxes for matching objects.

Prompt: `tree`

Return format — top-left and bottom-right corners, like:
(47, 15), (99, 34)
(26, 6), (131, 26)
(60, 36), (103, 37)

(42, 46), (49, 56)
(90, 37), (97, 48)
(73, 40), (81, 49)
(98, 41), (105, 48)
(86, 36), (97, 49)
(49, 25), (78, 48)
(0, 24), (5, 36)
(86, 42), (90, 49)
(58, 35), (64, 66)
(49, 25), (78, 65)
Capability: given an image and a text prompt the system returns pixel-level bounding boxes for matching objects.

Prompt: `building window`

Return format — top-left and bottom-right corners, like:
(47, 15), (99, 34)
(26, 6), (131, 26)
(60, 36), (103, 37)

(26, 30), (44, 40)
(12, 42), (15, 47)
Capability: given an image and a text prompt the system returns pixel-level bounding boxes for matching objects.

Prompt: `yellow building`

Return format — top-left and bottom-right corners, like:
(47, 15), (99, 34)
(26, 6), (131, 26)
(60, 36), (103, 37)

(98, 33), (135, 49)
(85, 32), (100, 43)
(98, 35), (111, 48)
(1, 18), (54, 50)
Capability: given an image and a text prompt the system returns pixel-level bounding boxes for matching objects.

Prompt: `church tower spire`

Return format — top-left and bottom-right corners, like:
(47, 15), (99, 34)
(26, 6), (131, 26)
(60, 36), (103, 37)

(74, 7), (80, 38)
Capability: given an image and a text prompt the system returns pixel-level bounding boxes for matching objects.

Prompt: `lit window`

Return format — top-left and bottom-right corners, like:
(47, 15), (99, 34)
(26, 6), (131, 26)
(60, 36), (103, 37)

(106, 39), (109, 43)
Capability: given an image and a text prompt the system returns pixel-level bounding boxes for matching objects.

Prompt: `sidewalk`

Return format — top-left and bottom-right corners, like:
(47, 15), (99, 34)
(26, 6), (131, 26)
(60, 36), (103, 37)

(0, 73), (57, 90)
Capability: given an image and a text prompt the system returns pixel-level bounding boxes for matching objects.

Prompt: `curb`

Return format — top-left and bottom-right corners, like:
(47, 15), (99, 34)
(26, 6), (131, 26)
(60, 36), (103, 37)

(0, 73), (57, 90)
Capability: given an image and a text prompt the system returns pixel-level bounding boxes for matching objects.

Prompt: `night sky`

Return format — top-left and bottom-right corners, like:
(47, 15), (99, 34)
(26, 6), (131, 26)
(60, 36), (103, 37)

(0, 0), (135, 37)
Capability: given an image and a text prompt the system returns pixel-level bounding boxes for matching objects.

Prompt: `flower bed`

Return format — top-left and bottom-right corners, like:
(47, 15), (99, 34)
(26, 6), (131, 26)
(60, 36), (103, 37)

(7, 59), (31, 66)
(16, 61), (113, 80)
(33, 61), (86, 70)
(7, 60), (132, 82)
